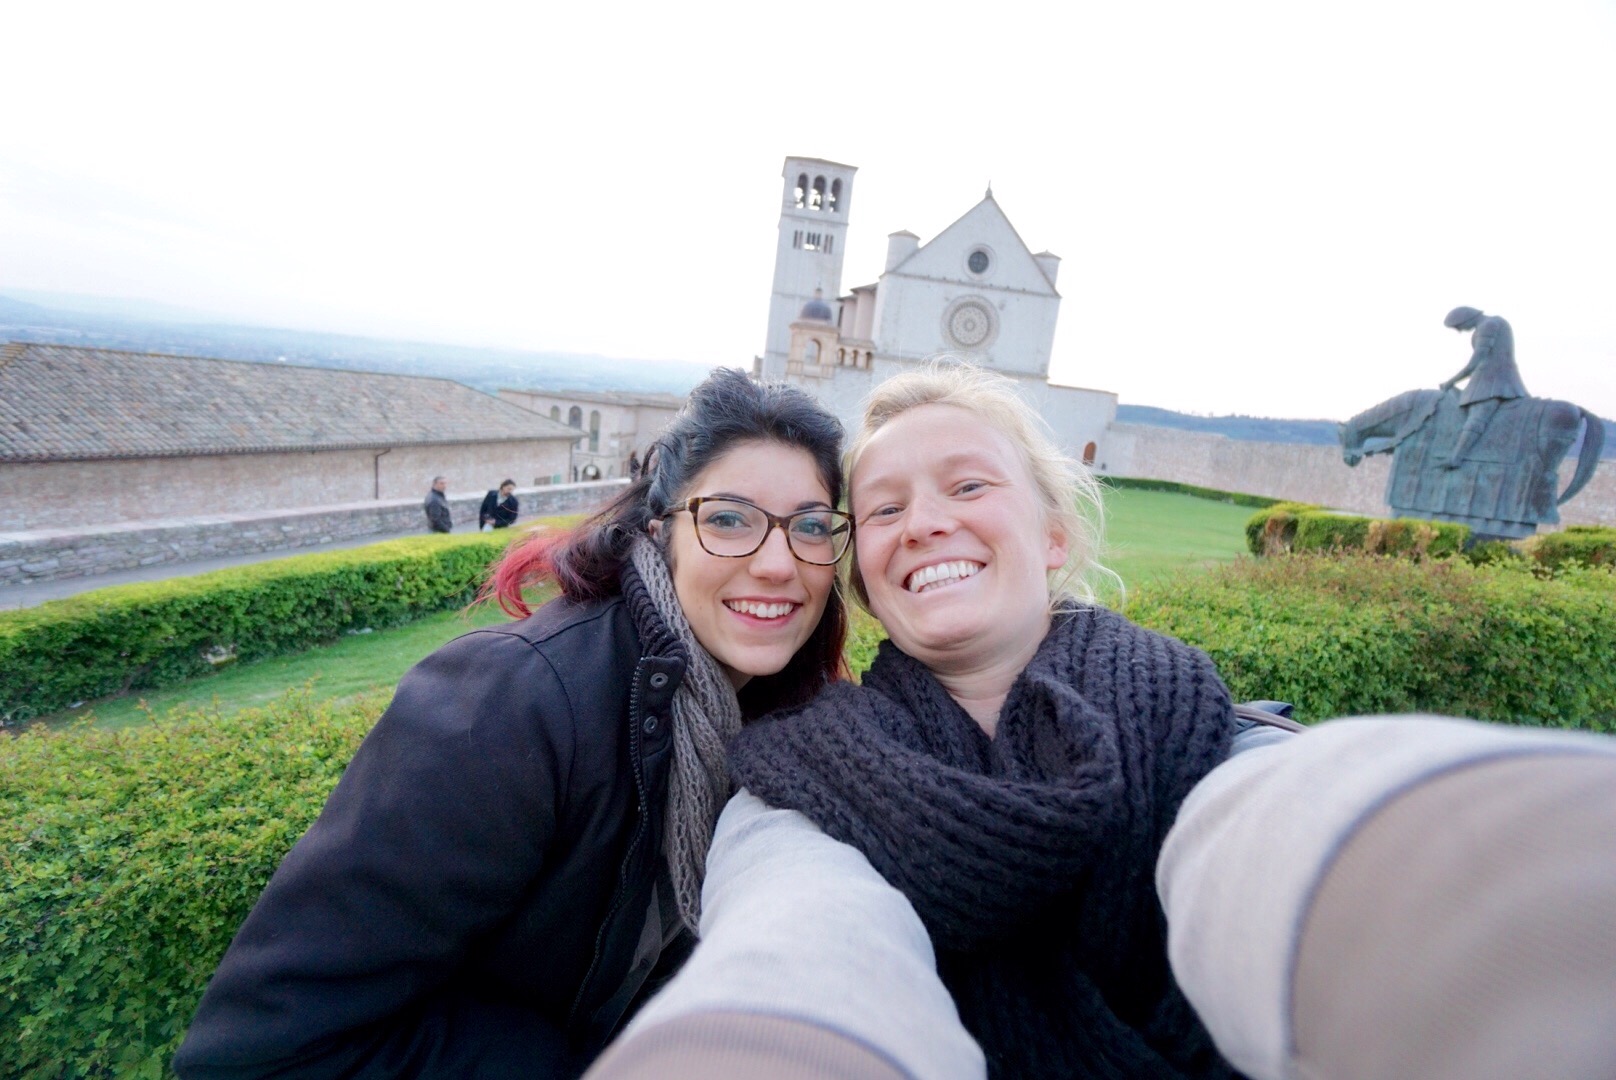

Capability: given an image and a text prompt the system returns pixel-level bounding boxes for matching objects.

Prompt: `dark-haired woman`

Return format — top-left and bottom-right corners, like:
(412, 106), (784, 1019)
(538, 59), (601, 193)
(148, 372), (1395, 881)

(174, 369), (854, 1079)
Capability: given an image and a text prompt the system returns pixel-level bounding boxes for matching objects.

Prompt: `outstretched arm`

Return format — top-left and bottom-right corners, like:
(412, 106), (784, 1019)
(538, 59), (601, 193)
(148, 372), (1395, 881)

(1158, 715), (1616, 1080)
(587, 791), (985, 1080)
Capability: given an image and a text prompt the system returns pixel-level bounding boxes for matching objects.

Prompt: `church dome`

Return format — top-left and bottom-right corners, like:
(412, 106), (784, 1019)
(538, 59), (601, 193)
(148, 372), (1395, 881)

(799, 294), (834, 322)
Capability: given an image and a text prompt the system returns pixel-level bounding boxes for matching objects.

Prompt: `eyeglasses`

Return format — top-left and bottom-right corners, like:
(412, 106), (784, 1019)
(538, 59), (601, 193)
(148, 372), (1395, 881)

(661, 497), (854, 565)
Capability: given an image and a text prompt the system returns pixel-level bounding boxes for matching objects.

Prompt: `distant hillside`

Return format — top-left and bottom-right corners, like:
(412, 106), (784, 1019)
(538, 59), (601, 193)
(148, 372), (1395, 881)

(6, 293), (1610, 459)
(1115, 405), (1342, 445)
(0, 294), (715, 396)
(1116, 403), (1615, 460)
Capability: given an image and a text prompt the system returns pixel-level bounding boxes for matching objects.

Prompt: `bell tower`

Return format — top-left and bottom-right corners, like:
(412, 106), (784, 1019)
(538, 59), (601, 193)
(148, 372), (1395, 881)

(759, 156), (855, 380)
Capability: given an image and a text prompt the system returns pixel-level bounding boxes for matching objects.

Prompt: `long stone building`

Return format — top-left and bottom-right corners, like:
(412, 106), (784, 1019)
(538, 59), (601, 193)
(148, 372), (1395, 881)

(495, 387), (683, 481)
(0, 342), (581, 532)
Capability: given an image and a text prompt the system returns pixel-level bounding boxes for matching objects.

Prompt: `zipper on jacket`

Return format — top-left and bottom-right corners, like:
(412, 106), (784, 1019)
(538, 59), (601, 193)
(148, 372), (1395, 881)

(567, 658), (653, 1032)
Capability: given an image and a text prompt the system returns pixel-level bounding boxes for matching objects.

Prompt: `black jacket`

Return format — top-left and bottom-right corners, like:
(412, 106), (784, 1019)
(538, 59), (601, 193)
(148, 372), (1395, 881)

(479, 490), (520, 528)
(174, 569), (691, 1079)
(424, 489), (453, 532)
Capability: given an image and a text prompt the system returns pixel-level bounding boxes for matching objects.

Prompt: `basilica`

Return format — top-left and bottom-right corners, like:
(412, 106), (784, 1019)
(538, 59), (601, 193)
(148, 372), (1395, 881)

(756, 156), (1116, 462)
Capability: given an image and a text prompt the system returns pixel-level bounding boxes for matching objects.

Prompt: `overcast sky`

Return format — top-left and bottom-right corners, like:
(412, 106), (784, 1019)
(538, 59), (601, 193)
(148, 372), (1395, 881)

(3, 0), (1613, 420)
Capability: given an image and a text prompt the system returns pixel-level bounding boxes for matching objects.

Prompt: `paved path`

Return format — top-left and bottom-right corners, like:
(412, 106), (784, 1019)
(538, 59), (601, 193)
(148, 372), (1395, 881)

(0, 529), (427, 610)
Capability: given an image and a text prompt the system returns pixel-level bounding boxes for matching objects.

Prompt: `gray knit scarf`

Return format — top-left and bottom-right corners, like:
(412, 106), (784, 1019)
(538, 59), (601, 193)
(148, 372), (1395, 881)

(628, 535), (743, 934)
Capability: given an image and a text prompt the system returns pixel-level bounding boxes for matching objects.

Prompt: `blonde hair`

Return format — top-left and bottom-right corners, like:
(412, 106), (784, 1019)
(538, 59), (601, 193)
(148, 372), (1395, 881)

(845, 359), (1115, 610)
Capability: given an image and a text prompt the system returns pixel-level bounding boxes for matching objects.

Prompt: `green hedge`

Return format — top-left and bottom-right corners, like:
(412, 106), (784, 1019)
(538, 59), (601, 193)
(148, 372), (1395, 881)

(1526, 525), (1616, 572)
(1246, 504), (1469, 559)
(1, 690), (383, 1079)
(1292, 511), (1371, 552)
(6, 553), (1615, 1076)
(1127, 554), (1616, 730)
(0, 532), (516, 725)
(1100, 476), (1284, 509)
(1243, 501), (1321, 555)
(845, 607), (885, 680)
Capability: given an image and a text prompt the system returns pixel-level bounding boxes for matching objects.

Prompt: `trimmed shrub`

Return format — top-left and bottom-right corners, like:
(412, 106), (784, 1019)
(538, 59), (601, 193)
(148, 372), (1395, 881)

(1363, 518), (1470, 560)
(1244, 502), (1321, 555)
(1246, 504), (1469, 560)
(1465, 538), (1526, 568)
(1526, 525), (1616, 572)
(0, 532), (518, 725)
(1292, 512), (1371, 553)
(1100, 476), (1284, 509)
(0, 690), (384, 1079)
(1127, 554), (1616, 730)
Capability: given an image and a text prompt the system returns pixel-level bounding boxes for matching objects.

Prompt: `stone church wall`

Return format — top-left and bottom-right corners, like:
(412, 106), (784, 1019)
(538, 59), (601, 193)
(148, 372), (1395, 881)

(0, 440), (573, 532)
(1099, 423), (1616, 528)
(0, 480), (626, 589)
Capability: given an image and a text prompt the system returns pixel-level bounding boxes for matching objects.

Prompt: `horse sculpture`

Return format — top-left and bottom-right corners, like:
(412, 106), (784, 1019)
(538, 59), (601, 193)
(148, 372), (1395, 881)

(1340, 388), (1604, 539)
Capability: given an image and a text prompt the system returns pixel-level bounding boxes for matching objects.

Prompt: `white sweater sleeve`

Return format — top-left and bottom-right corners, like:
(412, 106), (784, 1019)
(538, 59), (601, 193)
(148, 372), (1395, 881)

(618, 789), (986, 1080)
(1157, 715), (1616, 1080)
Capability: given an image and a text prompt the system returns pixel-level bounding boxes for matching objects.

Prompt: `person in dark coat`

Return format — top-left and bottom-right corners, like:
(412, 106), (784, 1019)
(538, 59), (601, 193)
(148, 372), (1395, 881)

(173, 369), (852, 1080)
(423, 476), (453, 532)
(479, 479), (520, 529)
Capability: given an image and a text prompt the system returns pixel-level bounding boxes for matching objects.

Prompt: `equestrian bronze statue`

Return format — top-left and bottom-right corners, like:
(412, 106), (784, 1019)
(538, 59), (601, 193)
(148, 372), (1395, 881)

(1339, 307), (1604, 540)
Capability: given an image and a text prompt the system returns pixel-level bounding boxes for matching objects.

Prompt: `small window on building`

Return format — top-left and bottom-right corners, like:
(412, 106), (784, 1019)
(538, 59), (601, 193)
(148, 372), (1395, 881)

(589, 410), (601, 452)
(1082, 441), (1097, 466)
(968, 249), (990, 274)
(549, 406), (560, 421)
(804, 232), (820, 251)
(805, 340), (820, 364)
(824, 234), (834, 254)
(795, 173), (808, 208)
(793, 229), (802, 249)
(829, 178), (841, 212)
(810, 176), (825, 210)
(568, 406), (582, 428)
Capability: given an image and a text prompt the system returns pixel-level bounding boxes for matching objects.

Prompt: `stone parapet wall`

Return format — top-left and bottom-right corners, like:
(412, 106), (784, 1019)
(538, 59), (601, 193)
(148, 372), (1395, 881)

(1099, 423), (1616, 528)
(0, 481), (627, 589)
(0, 440), (575, 532)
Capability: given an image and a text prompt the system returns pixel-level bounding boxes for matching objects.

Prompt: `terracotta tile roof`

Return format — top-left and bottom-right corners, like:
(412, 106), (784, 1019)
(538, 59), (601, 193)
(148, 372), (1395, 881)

(0, 342), (581, 463)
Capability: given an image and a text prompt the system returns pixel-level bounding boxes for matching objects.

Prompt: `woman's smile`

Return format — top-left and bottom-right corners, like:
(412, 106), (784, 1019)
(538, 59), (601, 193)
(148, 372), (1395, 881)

(904, 560), (984, 593)
(722, 598), (803, 621)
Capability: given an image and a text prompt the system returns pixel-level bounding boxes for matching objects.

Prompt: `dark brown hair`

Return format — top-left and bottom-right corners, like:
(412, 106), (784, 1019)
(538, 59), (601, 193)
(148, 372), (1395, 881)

(485, 368), (848, 716)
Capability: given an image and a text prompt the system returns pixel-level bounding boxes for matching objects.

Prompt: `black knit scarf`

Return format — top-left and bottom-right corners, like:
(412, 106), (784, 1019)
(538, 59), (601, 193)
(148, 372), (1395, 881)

(728, 607), (1237, 1079)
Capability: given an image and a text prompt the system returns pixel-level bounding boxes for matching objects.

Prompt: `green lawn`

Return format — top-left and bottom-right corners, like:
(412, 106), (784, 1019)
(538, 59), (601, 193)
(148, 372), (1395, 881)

(43, 491), (1251, 731)
(47, 600), (534, 731)
(1102, 487), (1255, 592)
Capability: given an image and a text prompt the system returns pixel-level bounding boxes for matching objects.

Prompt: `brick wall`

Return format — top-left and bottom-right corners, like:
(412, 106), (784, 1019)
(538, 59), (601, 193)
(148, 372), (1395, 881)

(0, 440), (575, 532)
(0, 480), (626, 589)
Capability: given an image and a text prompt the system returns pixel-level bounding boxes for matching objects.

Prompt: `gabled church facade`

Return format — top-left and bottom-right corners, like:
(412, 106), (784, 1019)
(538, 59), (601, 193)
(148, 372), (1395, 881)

(757, 156), (1116, 463)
